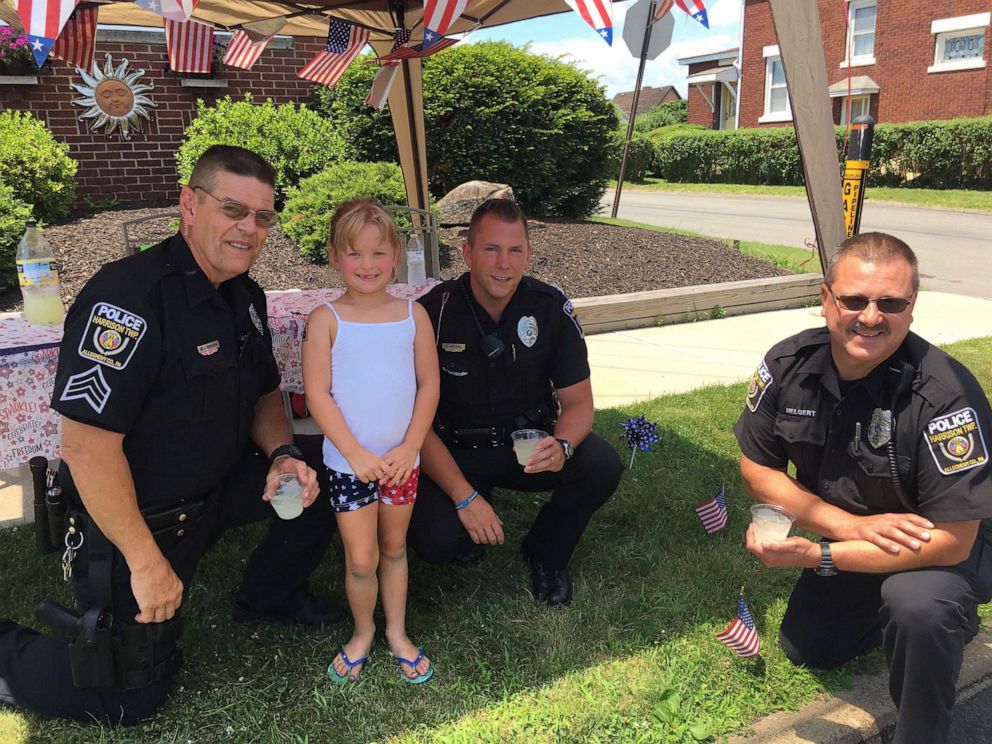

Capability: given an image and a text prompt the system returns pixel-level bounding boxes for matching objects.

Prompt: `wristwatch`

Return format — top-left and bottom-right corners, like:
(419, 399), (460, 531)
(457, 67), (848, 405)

(555, 438), (574, 461)
(814, 540), (838, 577)
(269, 443), (305, 466)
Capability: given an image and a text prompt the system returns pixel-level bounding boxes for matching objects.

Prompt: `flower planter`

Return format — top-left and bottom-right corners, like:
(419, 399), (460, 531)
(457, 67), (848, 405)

(0, 74), (39, 85)
(179, 77), (228, 88)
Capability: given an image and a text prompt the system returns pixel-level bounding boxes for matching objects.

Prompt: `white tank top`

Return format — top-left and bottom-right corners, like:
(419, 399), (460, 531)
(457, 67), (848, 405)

(321, 299), (419, 474)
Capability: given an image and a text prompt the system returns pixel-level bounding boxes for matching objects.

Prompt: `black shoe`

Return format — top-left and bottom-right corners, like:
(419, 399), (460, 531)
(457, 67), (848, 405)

(451, 542), (485, 565)
(522, 548), (572, 607)
(232, 594), (348, 628)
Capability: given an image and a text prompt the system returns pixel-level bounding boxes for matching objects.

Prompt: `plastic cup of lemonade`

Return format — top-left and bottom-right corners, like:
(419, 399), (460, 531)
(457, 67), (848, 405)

(511, 429), (548, 467)
(750, 504), (796, 542)
(269, 473), (304, 520)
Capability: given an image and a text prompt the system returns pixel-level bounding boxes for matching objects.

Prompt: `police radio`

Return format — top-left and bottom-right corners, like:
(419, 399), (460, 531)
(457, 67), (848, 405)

(458, 279), (505, 361)
(885, 360), (916, 510)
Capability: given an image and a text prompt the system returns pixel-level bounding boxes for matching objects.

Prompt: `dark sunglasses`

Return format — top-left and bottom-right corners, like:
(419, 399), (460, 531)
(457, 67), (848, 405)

(193, 186), (279, 228)
(828, 289), (913, 314)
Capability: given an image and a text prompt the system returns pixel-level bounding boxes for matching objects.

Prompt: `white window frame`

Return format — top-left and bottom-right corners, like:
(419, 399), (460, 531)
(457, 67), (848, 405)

(759, 45), (792, 123)
(928, 13), (989, 74)
(840, 0), (877, 69)
(839, 94), (871, 125)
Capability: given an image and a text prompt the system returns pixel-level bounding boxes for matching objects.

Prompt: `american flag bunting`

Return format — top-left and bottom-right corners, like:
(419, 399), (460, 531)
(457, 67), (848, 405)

(563, 0), (613, 46)
(364, 65), (398, 109)
(16, 0), (80, 66)
(374, 34), (459, 63)
(716, 596), (761, 658)
(694, 484), (728, 534)
(297, 20), (369, 87)
(50, 3), (96, 72)
(421, 0), (471, 50)
(223, 29), (271, 70)
(164, 17), (214, 74)
(675, 0), (709, 29)
(135, 0), (197, 23)
(652, 0), (674, 23)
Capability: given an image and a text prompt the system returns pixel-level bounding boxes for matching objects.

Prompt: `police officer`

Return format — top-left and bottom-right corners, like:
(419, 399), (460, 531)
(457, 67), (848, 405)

(735, 232), (992, 744)
(0, 146), (342, 725)
(410, 199), (623, 607)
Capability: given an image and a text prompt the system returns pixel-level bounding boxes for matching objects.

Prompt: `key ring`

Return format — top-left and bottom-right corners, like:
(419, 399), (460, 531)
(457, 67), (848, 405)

(65, 529), (84, 551)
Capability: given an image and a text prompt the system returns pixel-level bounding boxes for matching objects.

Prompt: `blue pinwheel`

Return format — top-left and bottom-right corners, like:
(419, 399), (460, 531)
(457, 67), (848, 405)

(621, 415), (661, 469)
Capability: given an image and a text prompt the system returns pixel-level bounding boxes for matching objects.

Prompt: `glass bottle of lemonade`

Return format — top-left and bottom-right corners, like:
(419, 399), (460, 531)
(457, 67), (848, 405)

(16, 223), (65, 325)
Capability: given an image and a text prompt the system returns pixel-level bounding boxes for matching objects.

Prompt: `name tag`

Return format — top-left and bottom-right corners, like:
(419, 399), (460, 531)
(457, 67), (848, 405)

(441, 343), (465, 352)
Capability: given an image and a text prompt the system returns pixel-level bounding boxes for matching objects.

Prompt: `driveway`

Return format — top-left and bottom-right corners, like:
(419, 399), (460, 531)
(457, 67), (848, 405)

(601, 191), (992, 298)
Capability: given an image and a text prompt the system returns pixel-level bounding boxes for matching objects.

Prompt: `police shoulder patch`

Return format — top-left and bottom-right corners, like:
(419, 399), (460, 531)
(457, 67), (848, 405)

(77, 302), (147, 370)
(562, 299), (584, 339)
(745, 360), (773, 413)
(925, 407), (988, 476)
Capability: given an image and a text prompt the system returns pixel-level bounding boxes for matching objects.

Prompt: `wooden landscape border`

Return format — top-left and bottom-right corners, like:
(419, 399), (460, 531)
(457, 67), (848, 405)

(574, 274), (823, 334)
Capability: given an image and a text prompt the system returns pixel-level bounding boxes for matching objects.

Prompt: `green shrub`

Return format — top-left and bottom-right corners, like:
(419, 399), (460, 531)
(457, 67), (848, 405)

(0, 110), (77, 222)
(176, 95), (346, 205)
(654, 127), (804, 184)
(312, 41), (619, 218)
(609, 131), (657, 182)
(0, 183), (32, 291)
(633, 99), (687, 132)
(280, 161), (407, 264)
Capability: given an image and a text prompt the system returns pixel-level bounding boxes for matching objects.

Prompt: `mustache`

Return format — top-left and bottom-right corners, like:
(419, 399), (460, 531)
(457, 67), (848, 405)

(851, 321), (887, 334)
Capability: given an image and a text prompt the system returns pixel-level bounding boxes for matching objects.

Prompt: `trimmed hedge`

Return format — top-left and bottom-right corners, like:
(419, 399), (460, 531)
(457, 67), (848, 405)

(609, 131), (657, 182)
(651, 116), (992, 188)
(633, 100), (688, 132)
(280, 161), (407, 264)
(176, 95), (346, 205)
(0, 110), (77, 222)
(0, 183), (33, 292)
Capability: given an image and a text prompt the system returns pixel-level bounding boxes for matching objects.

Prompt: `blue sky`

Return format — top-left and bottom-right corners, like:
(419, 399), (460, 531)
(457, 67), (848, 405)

(471, 0), (742, 99)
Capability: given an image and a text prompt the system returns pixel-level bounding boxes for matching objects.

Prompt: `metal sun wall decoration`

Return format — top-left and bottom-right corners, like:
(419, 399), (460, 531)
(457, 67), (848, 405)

(71, 54), (157, 140)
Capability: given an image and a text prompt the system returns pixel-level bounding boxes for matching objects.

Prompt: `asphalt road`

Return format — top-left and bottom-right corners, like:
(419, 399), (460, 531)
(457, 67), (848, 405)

(601, 190), (992, 298)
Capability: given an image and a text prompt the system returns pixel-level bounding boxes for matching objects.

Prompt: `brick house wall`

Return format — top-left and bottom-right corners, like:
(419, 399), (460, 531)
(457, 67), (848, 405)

(0, 29), (325, 206)
(685, 61), (719, 128)
(740, 0), (991, 128)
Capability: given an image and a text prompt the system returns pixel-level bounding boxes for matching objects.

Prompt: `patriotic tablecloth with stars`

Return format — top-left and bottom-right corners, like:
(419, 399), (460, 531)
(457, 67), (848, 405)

(0, 282), (437, 470)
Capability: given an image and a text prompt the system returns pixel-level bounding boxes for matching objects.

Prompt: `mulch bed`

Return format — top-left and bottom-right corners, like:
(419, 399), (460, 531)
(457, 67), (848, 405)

(0, 205), (788, 313)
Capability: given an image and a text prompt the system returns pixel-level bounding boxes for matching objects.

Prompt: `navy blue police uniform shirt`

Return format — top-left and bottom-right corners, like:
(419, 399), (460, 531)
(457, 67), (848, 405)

(51, 234), (281, 508)
(734, 327), (992, 523)
(418, 273), (590, 433)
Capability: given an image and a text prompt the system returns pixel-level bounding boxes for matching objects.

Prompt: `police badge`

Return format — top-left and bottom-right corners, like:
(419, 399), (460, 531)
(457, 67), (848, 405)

(517, 315), (538, 348)
(867, 408), (892, 448)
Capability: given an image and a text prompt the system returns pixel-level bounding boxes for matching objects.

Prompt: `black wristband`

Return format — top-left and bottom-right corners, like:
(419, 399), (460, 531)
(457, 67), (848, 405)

(269, 443), (305, 466)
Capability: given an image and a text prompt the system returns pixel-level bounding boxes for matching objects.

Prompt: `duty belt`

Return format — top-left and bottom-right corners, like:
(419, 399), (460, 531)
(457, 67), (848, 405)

(440, 404), (557, 449)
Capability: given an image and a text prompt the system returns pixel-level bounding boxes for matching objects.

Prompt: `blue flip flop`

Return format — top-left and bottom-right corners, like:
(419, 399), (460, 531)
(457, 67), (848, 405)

(394, 647), (433, 685)
(327, 646), (369, 683)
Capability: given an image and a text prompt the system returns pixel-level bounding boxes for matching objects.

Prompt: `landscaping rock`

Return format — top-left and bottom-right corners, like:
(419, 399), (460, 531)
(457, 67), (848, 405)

(436, 181), (515, 225)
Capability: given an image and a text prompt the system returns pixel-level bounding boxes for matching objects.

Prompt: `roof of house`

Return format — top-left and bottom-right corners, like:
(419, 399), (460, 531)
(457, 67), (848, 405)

(612, 85), (682, 116)
(677, 47), (739, 66)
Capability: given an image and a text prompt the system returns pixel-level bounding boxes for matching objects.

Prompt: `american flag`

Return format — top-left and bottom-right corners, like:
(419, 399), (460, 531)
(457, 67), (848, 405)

(16, 0), (80, 66)
(223, 29), (271, 70)
(50, 3), (96, 72)
(422, 0), (471, 50)
(135, 0), (197, 23)
(374, 34), (458, 63)
(364, 65), (397, 109)
(563, 0), (613, 46)
(715, 596), (761, 658)
(694, 484), (728, 534)
(164, 18), (214, 74)
(653, 0), (674, 23)
(675, 0), (709, 29)
(297, 20), (369, 87)
(379, 28), (411, 66)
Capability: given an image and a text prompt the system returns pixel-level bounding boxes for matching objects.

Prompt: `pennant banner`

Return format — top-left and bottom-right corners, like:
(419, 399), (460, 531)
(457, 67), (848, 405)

(716, 596), (761, 658)
(297, 19), (369, 87)
(653, 0), (674, 23)
(563, 0), (612, 46)
(675, 0), (709, 29)
(364, 64), (398, 109)
(241, 15), (286, 43)
(374, 34), (458, 63)
(17, 0), (80, 66)
(164, 17), (214, 74)
(422, 0), (471, 50)
(223, 28), (271, 70)
(50, 3), (96, 72)
(0, 0), (23, 32)
(135, 0), (197, 23)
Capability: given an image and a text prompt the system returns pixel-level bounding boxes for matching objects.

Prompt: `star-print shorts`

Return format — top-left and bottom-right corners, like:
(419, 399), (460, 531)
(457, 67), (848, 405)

(325, 466), (420, 513)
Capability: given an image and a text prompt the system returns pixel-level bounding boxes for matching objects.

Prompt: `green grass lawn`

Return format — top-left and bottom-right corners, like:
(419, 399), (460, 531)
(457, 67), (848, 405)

(589, 216), (821, 277)
(612, 179), (992, 213)
(2, 337), (991, 743)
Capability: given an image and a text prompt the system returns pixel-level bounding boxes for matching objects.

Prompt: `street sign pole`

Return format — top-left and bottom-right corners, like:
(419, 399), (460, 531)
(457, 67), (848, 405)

(611, 0), (656, 219)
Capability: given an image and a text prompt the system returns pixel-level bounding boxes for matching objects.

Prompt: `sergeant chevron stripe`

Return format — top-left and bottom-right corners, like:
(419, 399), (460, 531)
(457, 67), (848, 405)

(59, 365), (111, 413)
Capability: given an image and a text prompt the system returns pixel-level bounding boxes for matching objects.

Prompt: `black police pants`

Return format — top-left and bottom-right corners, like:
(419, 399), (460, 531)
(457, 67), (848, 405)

(778, 531), (992, 744)
(408, 432), (622, 569)
(0, 434), (334, 726)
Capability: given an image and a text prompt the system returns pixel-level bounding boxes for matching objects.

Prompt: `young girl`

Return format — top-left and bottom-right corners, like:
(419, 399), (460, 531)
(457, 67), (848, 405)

(302, 198), (440, 683)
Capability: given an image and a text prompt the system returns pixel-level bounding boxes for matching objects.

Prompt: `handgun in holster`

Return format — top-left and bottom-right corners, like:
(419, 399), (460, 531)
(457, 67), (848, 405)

(35, 601), (183, 691)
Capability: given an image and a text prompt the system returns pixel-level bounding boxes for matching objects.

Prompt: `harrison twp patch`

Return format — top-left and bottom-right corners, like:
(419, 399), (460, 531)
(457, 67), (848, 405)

(77, 302), (147, 370)
(745, 360), (773, 413)
(562, 299), (584, 339)
(925, 407), (988, 476)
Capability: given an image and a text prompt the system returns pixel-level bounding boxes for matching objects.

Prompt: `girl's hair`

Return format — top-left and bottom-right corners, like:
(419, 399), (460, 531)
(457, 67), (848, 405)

(327, 198), (400, 258)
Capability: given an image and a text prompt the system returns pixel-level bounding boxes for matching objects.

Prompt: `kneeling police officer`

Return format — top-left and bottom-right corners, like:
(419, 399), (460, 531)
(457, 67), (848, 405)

(0, 146), (342, 725)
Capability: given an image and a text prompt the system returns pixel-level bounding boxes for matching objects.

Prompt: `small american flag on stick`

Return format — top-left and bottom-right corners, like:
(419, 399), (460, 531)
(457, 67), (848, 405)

(694, 484), (728, 534)
(715, 594), (761, 658)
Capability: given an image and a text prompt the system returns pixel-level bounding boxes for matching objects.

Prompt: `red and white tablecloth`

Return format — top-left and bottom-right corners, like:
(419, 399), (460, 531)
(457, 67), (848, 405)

(0, 282), (437, 471)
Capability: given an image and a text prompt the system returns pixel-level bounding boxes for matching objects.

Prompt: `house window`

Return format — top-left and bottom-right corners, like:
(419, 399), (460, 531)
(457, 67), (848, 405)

(929, 13), (990, 73)
(840, 95), (871, 125)
(759, 45), (791, 123)
(842, 0), (877, 68)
